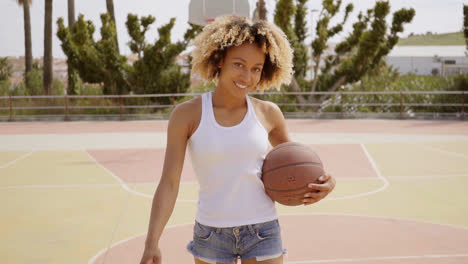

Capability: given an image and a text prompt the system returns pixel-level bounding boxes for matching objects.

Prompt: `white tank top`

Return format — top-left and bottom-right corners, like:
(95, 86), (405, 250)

(187, 92), (277, 227)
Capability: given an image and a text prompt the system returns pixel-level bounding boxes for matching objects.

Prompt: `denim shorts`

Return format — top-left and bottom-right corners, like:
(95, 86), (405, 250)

(186, 219), (285, 264)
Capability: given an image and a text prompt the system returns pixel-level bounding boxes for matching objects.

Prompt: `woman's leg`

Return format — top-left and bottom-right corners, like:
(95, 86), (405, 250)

(241, 255), (283, 264)
(195, 257), (233, 264)
(194, 257), (212, 264)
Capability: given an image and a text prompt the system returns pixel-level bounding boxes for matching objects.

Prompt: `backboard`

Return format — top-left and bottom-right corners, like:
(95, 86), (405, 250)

(188, 0), (250, 26)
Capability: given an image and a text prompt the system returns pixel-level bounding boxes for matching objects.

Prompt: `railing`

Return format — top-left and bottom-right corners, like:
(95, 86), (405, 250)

(0, 91), (465, 121)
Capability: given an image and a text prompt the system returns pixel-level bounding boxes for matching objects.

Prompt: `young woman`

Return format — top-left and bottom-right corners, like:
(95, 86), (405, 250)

(140, 15), (336, 264)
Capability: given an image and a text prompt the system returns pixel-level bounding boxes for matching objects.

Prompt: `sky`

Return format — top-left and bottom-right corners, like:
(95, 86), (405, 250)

(1, 0), (467, 59)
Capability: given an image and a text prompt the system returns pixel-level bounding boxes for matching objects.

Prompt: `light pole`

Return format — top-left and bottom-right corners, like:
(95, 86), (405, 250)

(310, 9), (319, 37)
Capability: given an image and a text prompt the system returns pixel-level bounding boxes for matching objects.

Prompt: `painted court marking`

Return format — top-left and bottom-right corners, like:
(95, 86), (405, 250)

(87, 224), (188, 264)
(82, 144), (389, 203)
(0, 146), (390, 202)
(83, 150), (198, 203)
(410, 143), (468, 160)
(83, 149), (152, 199)
(2, 120), (467, 264)
(325, 144), (389, 201)
(0, 151), (33, 169)
(2, 174), (467, 190)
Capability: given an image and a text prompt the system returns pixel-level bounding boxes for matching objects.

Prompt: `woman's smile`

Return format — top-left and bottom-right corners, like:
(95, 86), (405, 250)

(234, 81), (248, 90)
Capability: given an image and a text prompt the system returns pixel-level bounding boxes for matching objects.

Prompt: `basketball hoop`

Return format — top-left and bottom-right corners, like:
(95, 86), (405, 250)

(189, 0), (250, 26)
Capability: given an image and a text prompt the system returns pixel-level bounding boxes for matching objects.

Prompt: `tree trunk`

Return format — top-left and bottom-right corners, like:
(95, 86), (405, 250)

(318, 75), (346, 103)
(253, 0), (267, 21)
(43, 0), (53, 95)
(311, 55), (321, 92)
(106, 0), (119, 53)
(287, 77), (308, 105)
(67, 0), (75, 27)
(23, 0), (32, 87)
(67, 0), (77, 95)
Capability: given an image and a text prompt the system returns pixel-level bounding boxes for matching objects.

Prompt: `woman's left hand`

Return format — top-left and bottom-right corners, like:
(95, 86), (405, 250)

(302, 172), (336, 206)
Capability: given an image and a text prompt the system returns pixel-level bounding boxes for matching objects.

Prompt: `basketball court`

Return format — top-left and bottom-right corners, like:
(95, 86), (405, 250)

(1, 119), (468, 263)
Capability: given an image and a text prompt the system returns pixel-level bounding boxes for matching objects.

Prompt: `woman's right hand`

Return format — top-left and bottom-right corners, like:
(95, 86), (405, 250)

(140, 247), (162, 264)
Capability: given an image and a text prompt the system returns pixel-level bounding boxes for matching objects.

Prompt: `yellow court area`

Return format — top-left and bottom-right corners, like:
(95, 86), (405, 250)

(1, 120), (468, 264)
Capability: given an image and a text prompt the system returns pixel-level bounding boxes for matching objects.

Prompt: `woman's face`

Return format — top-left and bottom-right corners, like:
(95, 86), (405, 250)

(218, 42), (266, 98)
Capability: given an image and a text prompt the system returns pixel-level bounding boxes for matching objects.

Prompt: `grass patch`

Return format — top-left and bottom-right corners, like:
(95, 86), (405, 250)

(397, 32), (465, 46)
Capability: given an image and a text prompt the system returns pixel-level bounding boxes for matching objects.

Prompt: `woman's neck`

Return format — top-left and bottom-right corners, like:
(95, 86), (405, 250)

(212, 85), (247, 109)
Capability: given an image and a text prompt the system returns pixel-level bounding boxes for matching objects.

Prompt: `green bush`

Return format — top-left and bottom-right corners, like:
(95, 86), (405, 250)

(0, 57), (12, 81)
(319, 63), (466, 115)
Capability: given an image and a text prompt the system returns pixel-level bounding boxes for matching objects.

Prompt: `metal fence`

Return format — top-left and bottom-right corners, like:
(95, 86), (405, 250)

(0, 91), (465, 121)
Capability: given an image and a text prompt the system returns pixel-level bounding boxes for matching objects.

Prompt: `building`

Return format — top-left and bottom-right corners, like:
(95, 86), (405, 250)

(386, 46), (468, 76)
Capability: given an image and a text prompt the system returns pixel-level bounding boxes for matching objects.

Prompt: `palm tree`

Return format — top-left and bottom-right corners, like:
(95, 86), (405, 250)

(106, 0), (119, 52)
(68, 0), (75, 27)
(17, 0), (33, 87)
(253, 0), (267, 21)
(67, 0), (77, 94)
(43, 0), (53, 94)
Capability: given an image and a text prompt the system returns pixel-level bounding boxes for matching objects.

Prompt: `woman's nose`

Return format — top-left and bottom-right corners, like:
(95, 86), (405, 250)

(240, 68), (251, 82)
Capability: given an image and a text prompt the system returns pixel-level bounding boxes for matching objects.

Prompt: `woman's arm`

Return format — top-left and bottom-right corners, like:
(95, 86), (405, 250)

(265, 102), (291, 147)
(140, 103), (194, 264)
(265, 102), (335, 206)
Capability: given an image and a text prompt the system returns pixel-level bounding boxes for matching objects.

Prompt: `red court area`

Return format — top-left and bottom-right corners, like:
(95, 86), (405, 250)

(87, 144), (376, 184)
(93, 215), (468, 264)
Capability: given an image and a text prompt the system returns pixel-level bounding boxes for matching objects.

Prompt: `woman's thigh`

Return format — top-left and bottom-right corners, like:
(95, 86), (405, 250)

(194, 257), (234, 264)
(194, 255), (283, 264)
(242, 255), (283, 264)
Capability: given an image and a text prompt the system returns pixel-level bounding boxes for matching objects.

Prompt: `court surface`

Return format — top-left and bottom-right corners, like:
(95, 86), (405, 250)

(1, 119), (468, 264)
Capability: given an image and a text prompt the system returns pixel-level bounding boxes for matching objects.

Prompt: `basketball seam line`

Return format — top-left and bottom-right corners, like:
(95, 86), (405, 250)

(269, 143), (315, 154)
(262, 162), (322, 175)
(264, 184), (309, 193)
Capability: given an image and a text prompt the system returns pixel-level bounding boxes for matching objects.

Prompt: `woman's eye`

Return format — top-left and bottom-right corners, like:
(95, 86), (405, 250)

(234, 63), (243, 68)
(254, 68), (262, 73)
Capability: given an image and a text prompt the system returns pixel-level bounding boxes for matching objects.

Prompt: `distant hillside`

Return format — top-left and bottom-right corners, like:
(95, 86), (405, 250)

(397, 32), (465, 46)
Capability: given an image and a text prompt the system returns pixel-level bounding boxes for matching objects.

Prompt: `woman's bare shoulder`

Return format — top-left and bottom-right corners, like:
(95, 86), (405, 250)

(249, 96), (282, 116)
(169, 96), (202, 137)
(249, 96), (283, 132)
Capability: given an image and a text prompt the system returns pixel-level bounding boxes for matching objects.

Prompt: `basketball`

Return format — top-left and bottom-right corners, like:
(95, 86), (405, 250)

(262, 142), (324, 206)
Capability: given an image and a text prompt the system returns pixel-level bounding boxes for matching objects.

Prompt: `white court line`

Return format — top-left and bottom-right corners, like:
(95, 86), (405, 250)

(88, 223), (191, 264)
(88, 213), (468, 264)
(286, 254), (468, 263)
(389, 173), (468, 179)
(0, 151), (33, 169)
(410, 143), (468, 159)
(0, 181), (200, 190)
(83, 150), (153, 199)
(0, 183), (122, 190)
(100, 182), (134, 264)
(325, 144), (389, 201)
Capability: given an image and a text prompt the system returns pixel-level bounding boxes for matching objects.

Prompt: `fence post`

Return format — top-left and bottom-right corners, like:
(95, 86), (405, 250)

(462, 91), (465, 121)
(340, 92), (343, 119)
(64, 95), (69, 121)
(399, 91), (403, 120)
(281, 92), (285, 110)
(8, 96), (13, 122)
(119, 96), (123, 121)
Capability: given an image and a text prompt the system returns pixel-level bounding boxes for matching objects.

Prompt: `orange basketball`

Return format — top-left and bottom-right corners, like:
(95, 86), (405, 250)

(262, 142), (324, 206)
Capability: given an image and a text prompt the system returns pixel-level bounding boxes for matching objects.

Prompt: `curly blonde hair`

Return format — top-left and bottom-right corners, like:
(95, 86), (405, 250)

(190, 15), (293, 92)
